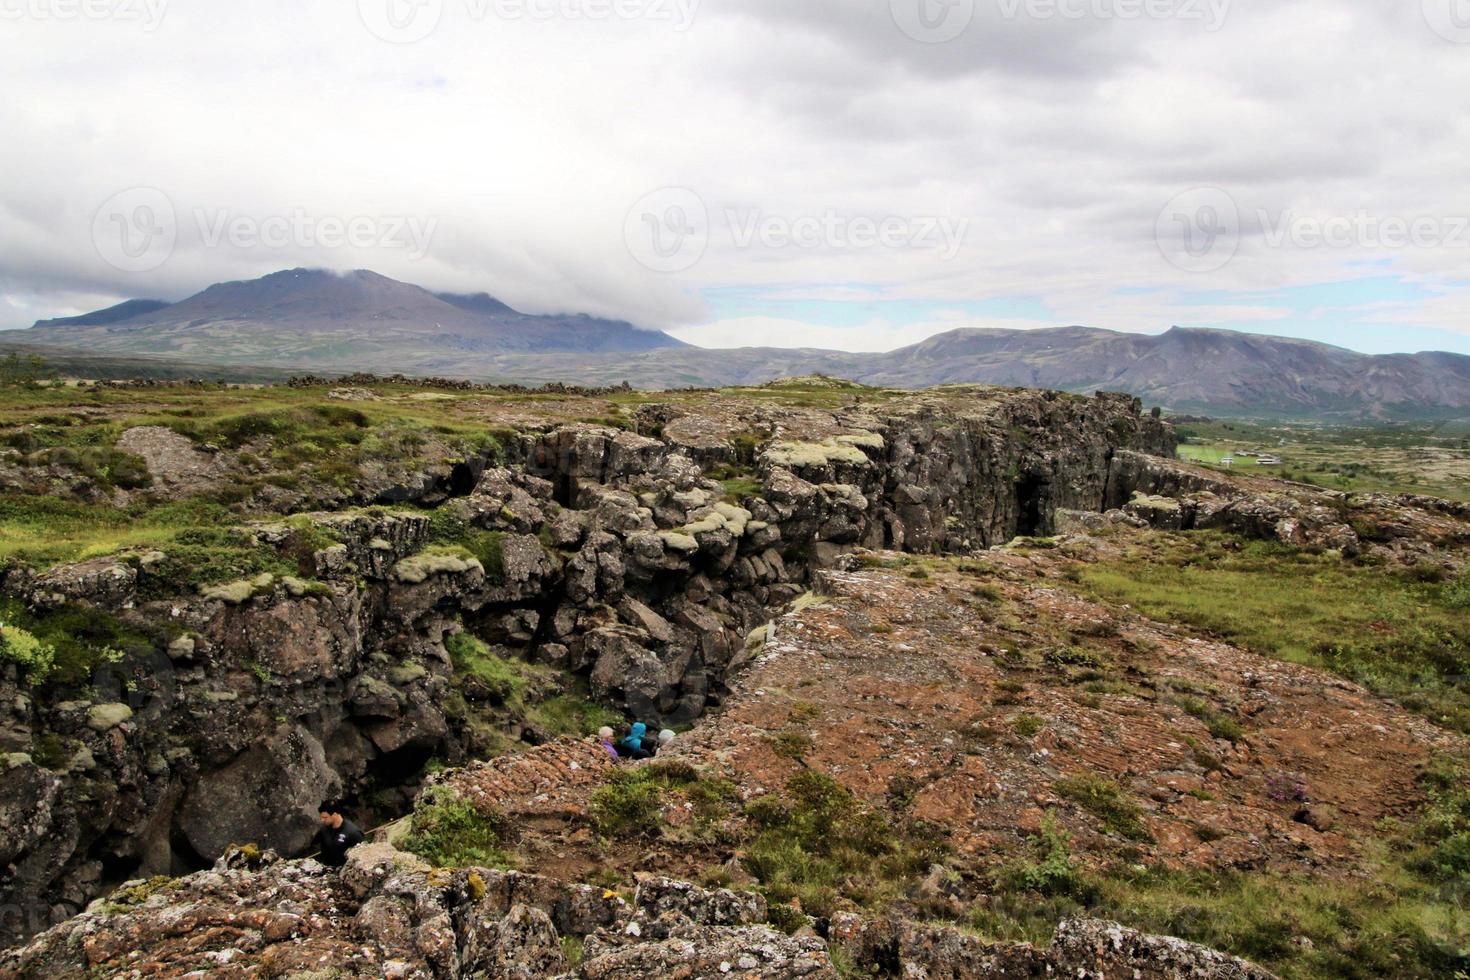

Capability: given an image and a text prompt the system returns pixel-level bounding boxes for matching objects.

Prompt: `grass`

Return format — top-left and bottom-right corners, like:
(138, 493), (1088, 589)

(972, 759), (1470, 978)
(587, 761), (721, 837)
(1172, 693), (1246, 743)
(444, 632), (536, 707)
(0, 383), (515, 569)
(1052, 774), (1152, 842)
(1172, 419), (1470, 501)
(720, 477), (763, 503)
(742, 770), (947, 920)
(1069, 532), (1470, 733)
(442, 631), (622, 746)
(0, 495), (232, 569)
(528, 690), (624, 738)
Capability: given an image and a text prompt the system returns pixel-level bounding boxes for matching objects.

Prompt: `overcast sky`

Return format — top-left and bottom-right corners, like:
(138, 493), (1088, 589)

(2, 0), (1468, 354)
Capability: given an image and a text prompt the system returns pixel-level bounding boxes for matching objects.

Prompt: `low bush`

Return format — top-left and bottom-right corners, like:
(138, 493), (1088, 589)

(401, 788), (511, 868)
(0, 624), (55, 684)
(999, 811), (1087, 897)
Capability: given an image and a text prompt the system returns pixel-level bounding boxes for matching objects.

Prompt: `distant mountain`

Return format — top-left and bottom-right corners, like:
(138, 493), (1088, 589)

(23, 268), (686, 361)
(14, 270), (1470, 419)
(853, 326), (1470, 417)
(354, 326), (1470, 420)
(33, 298), (171, 327)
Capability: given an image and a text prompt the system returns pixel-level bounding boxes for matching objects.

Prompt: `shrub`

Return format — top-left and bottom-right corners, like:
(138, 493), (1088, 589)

(1044, 645), (1107, 670)
(1173, 695), (1245, 744)
(741, 771), (946, 919)
(1444, 573), (1470, 610)
(0, 625), (55, 684)
(1013, 714), (1044, 738)
(1412, 757), (1470, 883)
(0, 598), (147, 684)
(1002, 812), (1086, 897)
(401, 788), (511, 868)
(589, 769), (668, 837)
(766, 731), (814, 760)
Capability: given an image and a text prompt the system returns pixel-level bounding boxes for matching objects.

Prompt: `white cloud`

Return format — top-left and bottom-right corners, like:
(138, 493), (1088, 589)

(0, 0), (1467, 349)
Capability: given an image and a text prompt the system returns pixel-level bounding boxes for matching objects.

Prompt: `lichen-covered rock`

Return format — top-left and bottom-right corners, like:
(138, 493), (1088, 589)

(26, 557), (138, 611)
(577, 923), (837, 979)
(1050, 918), (1277, 979)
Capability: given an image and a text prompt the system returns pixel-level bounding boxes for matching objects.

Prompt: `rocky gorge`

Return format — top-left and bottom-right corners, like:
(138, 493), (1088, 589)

(0, 381), (1175, 947)
(3, 377), (1467, 978)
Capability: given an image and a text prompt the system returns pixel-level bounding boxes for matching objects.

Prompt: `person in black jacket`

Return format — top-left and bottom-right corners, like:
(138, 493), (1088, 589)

(315, 802), (365, 868)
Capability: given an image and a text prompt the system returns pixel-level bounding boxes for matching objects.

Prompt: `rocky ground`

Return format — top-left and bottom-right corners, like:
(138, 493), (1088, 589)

(428, 531), (1461, 903)
(0, 380), (1177, 943)
(1, 377), (1466, 977)
(0, 841), (1274, 979)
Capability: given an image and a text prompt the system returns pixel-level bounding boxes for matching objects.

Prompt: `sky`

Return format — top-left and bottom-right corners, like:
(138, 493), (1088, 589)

(2, 0), (1468, 355)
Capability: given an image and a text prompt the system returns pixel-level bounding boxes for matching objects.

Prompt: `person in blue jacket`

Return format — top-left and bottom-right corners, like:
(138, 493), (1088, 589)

(619, 722), (652, 759)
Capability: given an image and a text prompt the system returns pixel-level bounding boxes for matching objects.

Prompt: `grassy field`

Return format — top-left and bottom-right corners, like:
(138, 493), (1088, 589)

(1172, 419), (1470, 501)
(1040, 532), (1470, 977)
(1067, 531), (1470, 733)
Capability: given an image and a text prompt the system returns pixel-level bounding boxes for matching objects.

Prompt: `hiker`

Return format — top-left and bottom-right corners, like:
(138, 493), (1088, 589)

(619, 722), (652, 759)
(597, 726), (619, 759)
(656, 729), (675, 754)
(315, 802), (365, 868)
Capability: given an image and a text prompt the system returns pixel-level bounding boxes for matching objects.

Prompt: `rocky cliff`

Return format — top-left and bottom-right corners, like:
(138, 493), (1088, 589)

(0, 384), (1173, 946)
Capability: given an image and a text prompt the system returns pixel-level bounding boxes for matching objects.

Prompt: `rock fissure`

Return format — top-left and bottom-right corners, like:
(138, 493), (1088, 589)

(0, 388), (1175, 943)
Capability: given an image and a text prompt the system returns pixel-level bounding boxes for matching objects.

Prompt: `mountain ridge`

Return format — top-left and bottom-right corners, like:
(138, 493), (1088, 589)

(16, 269), (1470, 419)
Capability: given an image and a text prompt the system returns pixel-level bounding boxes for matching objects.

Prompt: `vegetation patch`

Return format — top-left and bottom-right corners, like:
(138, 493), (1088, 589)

(975, 761), (1470, 978)
(1053, 774), (1151, 842)
(741, 770), (947, 919)
(1069, 532), (1470, 733)
(588, 762), (707, 837)
(0, 624), (56, 685)
(0, 597), (151, 685)
(444, 632), (536, 708)
(1171, 694), (1245, 743)
(401, 787), (513, 868)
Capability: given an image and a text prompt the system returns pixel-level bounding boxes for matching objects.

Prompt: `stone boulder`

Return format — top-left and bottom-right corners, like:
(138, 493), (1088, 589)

(176, 726), (339, 860)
